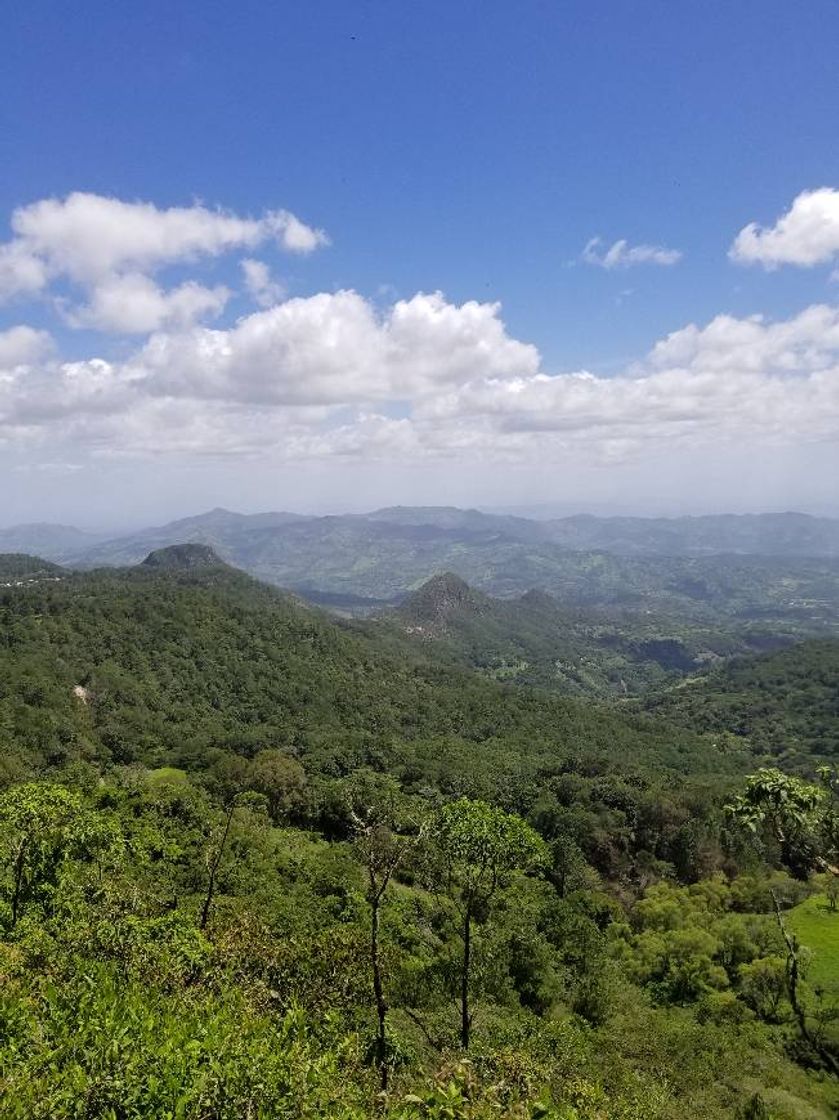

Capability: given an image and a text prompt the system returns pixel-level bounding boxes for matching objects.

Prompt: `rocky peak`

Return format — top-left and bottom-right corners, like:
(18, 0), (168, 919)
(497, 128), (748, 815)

(401, 572), (488, 628)
(140, 543), (225, 570)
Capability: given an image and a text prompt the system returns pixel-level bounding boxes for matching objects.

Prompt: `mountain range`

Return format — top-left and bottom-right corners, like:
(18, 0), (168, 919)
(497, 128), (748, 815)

(8, 506), (839, 564)
(5, 507), (839, 630)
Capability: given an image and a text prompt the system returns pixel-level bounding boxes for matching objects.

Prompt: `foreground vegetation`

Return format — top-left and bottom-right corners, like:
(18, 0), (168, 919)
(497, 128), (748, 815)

(0, 550), (837, 1116)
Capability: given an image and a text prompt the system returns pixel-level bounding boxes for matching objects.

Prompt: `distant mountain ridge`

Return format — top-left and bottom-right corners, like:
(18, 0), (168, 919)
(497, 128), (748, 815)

(540, 510), (839, 557)
(8, 506), (839, 568)
(368, 507), (839, 557)
(0, 522), (106, 560)
(6, 507), (839, 631)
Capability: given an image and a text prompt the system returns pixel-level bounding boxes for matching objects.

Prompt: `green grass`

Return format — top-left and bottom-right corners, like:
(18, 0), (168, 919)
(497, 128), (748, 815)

(147, 766), (189, 786)
(787, 893), (839, 994)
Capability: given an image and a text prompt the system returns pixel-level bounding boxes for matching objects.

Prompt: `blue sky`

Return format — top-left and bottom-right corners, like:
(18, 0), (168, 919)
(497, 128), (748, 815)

(3, 1), (839, 524)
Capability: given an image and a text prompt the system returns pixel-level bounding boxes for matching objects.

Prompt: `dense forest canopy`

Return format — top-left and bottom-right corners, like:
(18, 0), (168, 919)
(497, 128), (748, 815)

(641, 639), (839, 767)
(0, 548), (837, 1118)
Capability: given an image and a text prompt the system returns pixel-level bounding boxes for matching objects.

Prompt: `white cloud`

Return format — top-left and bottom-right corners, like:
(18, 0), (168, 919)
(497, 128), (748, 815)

(0, 290), (538, 453)
(0, 192), (329, 333)
(3, 191), (838, 504)
(132, 290), (540, 405)
(730, 187), (839, 268)
(0, 325), (53, 369)
(0, 241), (49, 301)
(647, 303), (839, 373)
(0, 357), (135, 443)
(4, 192), (328, 288)
(2, 290), (839, 476)
(241, 259), (286, 308)
(63, 273), (231, 334)
(271, 211), (329, 254)
(419, 304), (839, 450)
(582, 236), (682, 269)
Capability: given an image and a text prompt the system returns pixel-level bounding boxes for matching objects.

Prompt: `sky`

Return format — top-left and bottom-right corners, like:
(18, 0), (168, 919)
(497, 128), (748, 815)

(3, 0), (839, 527)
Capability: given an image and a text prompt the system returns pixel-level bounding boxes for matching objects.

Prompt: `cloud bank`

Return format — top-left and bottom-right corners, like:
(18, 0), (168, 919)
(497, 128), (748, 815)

(3, 294), (839, 470)
(1, 190), (838, 505)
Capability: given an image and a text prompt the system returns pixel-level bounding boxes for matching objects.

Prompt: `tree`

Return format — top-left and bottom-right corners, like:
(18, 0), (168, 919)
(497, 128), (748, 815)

(0, 782), (120, 928)
(198, 790), (267, 931)
(430, 798), (546, 1049)
(826, 875), (839, 913)
(726, 767), (838, 879)
(345, 770), (425, 1091)
(728, 769), (839, 1075)
(248, 749), (306, 822)
(548, 833), (593, 897)
(739, 955), (788, 1022)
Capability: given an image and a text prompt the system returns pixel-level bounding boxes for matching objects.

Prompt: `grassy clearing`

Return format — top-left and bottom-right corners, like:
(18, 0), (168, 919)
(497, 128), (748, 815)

(787, 893), (839, 994)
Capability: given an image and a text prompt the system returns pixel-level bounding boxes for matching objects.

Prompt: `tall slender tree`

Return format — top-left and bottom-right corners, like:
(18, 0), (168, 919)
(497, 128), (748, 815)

(431, 798), (546, 1049)
(345, 770), (425, 1092)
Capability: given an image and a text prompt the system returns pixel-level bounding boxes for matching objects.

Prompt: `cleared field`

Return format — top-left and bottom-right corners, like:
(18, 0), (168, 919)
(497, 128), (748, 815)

(787, 893), (839, 995)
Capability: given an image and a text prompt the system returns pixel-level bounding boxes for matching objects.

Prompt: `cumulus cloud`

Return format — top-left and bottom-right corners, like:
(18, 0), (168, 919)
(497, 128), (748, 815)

(241, 259), (286, 308)
(3, 192), (328, 288)
(61, 273), (231, 334)
(132, 290), (540, 405)
(730, 187), (839, 268)
(0, 357), (133, 441)
(274, 212), (329, 254)
(0, 192), (329, 332)
(2, 288), (839, 473)
(0, 325), (53, 369)
(582, 236), (682, 269)
(5, 190), (839, 495)
(647, 303), (839, 373)
(0, 290), (539, 448)
(0, 241), (49, 301)
(420, 304), (839, 450)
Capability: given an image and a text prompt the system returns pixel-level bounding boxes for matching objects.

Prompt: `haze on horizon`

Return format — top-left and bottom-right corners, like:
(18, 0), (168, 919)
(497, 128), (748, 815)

(3, 3), (839, 528)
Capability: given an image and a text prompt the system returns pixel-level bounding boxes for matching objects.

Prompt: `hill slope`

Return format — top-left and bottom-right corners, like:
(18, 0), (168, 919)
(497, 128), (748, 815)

(641, 638), (839, 766)
(0, 559), (747, 790)
(379, 574), (800, 698)
(0, 553), (65, 579)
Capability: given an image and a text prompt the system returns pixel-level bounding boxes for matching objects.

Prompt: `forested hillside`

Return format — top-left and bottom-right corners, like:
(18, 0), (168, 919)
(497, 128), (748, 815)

(376, 572), (802, 698)
(641, 639), (839, 767)
(0, 552), (742, 796)
(0, 550), (837, 1118)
